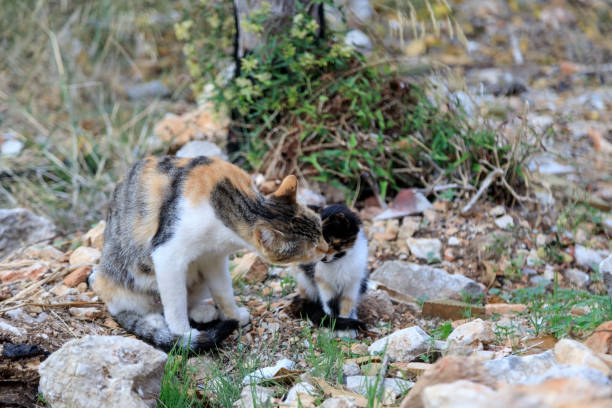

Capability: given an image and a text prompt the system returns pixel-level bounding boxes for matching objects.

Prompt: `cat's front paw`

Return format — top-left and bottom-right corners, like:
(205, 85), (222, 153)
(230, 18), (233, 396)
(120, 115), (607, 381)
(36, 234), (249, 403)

(189, 303), (219, 324)
(236, 306), (250, 326)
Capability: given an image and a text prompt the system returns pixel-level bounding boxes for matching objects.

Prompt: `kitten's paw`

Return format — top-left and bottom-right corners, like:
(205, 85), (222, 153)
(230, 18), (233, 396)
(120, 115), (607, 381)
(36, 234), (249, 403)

(189, 303), (219, 324)
(236, 307), (250, 326)
(167, 319), (191, 336)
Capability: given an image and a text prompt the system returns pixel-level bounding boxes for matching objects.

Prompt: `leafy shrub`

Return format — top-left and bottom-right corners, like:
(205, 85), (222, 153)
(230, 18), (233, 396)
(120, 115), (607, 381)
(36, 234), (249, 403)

(181, 0), (537, 201)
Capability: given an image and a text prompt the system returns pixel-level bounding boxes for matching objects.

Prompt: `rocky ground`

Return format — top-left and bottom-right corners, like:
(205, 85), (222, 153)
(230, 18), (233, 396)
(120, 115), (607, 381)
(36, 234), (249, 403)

(1, 0), (611, 407)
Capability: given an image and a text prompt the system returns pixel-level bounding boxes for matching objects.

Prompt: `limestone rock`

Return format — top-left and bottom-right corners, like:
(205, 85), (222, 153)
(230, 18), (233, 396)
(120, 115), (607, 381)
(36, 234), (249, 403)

(483, 350), (558, 385)
(400, 356), (495, 408)
(0, 208), (56, 258)
(600, 255), (612, 297)
(297, 188), (326, 207)
(371, 261), (483, 301)
(494, 215), (514, 229)
(233, 385), (275, 408)
(575, 245), (606, 269)
(38, 335), (167, 408)
(446, 319), (496, 355)
(176, 140), (227, 160)
(553, 338), (610, 375)
(563, 268), (590, 289)
(344, 30), (372, 53)
(0, 262), (48, 283)
(343, 362), (361, 377)
(69, 246), (101, 266)
(346, 375), (413, 396)
(242, 358), (295, 385)
(368, 326), (431, 362)
(406, 238), (442, 261)
(285, 382), (316, 406)
(63, 266), (92, 288)
(421, 380), (497, 408)
(83, 221), (105, 251)
(485, 303), (527, 316)
(584, 320), (612, 354)
(321, 396), (360, 408)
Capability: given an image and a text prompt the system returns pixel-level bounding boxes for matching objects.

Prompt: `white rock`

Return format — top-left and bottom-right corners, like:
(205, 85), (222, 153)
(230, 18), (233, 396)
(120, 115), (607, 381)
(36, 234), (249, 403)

(345, 376), (413, 396)
(284, 382), (316, 405)
(490, 205), (505, 217)
(38, 335), (167, 408)
(125, 80), (170, 100)
(297, 188), (326, 207)
(321, 396), (360, 408)
(343, 361), (361, 377)
(1, 138), (24, 156)
(483, 350), (558, 384)
(494, 215), (514, 229)
(563, 268), (590, 289)
(0, 318), (26, 337)
(447, 237), (460, 246)
(406, 238), (442, 261)
(344, 29), (372, 52)
(242, 358), (295, 385)
(233, 385), (274, 408)
(348, 0), (373, 21)
(368, 326), (431, 362)
(574, 245), (606, 269)
(370, 261), (484, 300)
(446, 319), (496, 355)
(0, 208), (56, 258)
(176, 140), (227, 160)
(553, 338), (609, 375)
(600, 255), (612, 297)
(528, 155), (574, 174)
(69, 246), (101, 266)
(522, 364), (611, 386)
(422, 380), (496, 408)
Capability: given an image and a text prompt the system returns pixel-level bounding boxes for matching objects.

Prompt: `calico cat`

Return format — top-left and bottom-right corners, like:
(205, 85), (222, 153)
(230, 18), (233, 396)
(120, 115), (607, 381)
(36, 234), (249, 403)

(91, 155), (328, 352)
(294, 204), (368, 330)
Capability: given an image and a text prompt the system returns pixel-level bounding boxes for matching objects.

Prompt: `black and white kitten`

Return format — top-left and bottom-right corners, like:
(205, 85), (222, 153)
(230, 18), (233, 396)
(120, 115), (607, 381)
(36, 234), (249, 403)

(294, 204), (368, 330)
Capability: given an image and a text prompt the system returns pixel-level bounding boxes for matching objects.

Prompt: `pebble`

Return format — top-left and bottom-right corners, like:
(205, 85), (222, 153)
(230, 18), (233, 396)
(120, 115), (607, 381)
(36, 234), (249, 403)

(563, 268), (590, 289)
(494, 215), (514, 229)
(368, 326), (431, 362)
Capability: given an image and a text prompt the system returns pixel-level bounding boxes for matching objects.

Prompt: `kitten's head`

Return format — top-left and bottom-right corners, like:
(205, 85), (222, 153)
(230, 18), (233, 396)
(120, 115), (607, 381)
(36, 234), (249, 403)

(253, 175), (328, 264)
(318, 204), (362, 263)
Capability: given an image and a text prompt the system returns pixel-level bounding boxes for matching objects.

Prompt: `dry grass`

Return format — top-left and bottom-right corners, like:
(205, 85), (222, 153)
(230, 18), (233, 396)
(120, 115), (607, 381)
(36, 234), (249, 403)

(0, 0), (192, 232)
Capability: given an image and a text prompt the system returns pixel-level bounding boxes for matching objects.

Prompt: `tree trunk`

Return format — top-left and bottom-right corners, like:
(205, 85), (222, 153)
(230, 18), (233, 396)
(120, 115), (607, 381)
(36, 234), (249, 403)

(233, 0), (325, 73)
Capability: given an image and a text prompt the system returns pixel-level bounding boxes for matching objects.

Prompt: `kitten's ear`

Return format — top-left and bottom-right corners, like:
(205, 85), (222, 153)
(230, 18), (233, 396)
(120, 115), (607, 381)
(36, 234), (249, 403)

(272, 175), (297, 203)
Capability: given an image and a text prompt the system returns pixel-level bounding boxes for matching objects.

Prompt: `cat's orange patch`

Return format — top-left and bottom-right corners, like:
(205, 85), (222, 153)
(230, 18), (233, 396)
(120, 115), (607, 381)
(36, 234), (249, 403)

(92, 271), (124, 303)
(184, 158), (255, 205)
(339, 296), (355, 317)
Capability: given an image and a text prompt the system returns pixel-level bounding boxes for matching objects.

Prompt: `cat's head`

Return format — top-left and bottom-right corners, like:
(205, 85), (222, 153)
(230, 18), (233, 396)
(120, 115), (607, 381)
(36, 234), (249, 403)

(253, 175), (328, 264)
(318, 204), (362, 263)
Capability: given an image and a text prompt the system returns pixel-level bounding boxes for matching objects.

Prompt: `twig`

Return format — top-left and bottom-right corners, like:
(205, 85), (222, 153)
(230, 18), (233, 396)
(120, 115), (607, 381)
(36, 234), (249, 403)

(461, 169), (503, 213)
(50, 309), (78, 338)
(0, 301), (104, 314)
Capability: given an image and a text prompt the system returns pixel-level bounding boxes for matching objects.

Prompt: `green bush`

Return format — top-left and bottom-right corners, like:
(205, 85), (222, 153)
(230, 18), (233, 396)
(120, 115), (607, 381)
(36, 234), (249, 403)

(181, 0), (536, 201)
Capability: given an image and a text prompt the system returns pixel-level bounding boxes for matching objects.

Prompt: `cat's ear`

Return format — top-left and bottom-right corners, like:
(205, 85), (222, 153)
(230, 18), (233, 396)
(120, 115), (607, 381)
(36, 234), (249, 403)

(272, 175), (297, 203)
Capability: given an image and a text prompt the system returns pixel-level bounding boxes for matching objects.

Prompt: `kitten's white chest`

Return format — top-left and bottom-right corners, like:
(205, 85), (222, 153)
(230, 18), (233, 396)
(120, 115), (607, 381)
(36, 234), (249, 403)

(314, 229), (368, 290)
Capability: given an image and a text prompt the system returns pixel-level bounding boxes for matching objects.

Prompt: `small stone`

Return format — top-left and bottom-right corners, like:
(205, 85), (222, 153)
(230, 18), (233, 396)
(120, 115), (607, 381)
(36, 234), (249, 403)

(563, 268), (590, 289)
(242, 358), (295, 385)
(398, 217), (421, 240)
(584, 321), (612, 354)
(574, 245), (606, 269)
(24, 245), (64, 261)
(63, 266), (92, 288)
(0, 262), (48, 283)
(344, 29), (372, 52)
(446, 319), (496, 355)
(490, 205), (505, 217)
(406, 238), (442, 261)
(285, 382), (316, 406)
(345, 376), (413, 396)
(553, 338), (609, 375)
(69, 247), (101, 266)
(1, 138), (24, 156)
(422, 299), (485, 320)
(351, 343), (368, 355)
(391, 361), (430, 376)
(83, 221), (105, 251)
(360, 363), (382, 376)
(421, 380), (497, 408)
(368, 326), (431, 362)
(176, 140), (227, 160)
(599, 255), (612, 297)
(321, 396), (359, 408)
(38, 335), (167, 408)
(103, 317), (119, 329)
(297, 188), (326, 207)
(483, 350), (557, 385)
(233, 385), (274, 408)
(125, 80), (170, 100)
(494, 215), (514, 229)
(485, 303), (527, 316)
(51, 284), (76, 297)
(343, 362), (361, 377)
(447, 237), (460, 246)
(68, 307), (102, 320)
(76, 282), (88, 293)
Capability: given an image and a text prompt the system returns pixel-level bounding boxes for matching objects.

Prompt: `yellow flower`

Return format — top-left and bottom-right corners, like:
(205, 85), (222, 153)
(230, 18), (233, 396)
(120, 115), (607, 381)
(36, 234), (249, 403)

(174, 20), (193, 41)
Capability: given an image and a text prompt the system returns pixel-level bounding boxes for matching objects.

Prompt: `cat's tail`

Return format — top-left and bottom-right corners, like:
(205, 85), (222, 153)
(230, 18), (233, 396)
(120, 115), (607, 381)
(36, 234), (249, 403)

(113, 311), (238, 353)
